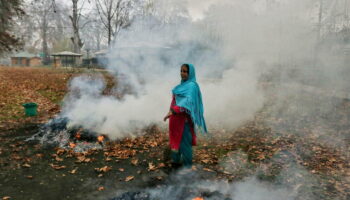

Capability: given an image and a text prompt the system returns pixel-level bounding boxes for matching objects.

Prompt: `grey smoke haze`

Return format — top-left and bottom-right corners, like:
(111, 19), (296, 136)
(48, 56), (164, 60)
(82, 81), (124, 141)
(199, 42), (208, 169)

(59, 1), (349, 199)
(62, 0), (350, 146)
(139, 163), (315, 200)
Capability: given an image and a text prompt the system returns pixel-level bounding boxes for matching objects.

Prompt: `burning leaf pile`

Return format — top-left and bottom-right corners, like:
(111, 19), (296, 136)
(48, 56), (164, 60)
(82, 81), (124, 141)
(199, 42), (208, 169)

(26, 117), (107, 152)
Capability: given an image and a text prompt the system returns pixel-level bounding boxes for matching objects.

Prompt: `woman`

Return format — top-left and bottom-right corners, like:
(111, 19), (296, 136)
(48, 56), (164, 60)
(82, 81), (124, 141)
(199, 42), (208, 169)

(164, 63), (207, 168)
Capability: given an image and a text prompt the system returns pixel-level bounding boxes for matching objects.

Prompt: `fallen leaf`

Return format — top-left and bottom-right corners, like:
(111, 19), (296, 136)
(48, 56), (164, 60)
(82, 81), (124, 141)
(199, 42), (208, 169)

(203, 168), (214, 172)
(12, 155), (21, 160)
(22, 163), (31, 168)
(98, 186), (105, 191)
(148, 162), (156, 171)
(157, 163), (165, 168)
(118, 168), (124, 172)
(35, 153), (44, 158)
(2, 196), (11, 200)
(70, 168), (78, 174)
(257, 154), (265, 160)
(26, 175), (33, 179)
(131, 159), (138, 166)
(50, 163), (66, 170)
(55, 157), (63, 162)
(56, 148), (65, 155)
(95, 166), (112, 173)
(201, 159), (210, 164)
(125, 176), (134, 182)
(76, 156), (86, 163)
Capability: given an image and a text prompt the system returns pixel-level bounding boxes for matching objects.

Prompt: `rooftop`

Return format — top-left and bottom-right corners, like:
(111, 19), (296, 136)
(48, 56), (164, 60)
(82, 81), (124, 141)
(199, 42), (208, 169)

(51, 51), (82, 56)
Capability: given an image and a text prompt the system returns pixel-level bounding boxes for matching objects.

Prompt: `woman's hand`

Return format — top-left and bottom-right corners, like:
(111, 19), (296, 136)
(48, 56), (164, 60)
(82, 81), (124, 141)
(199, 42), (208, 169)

(163, 111), (172, 121)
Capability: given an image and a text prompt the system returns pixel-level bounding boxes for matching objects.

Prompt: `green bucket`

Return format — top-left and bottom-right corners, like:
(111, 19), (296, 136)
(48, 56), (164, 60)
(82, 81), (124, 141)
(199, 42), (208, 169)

(22, 102), (38, 116)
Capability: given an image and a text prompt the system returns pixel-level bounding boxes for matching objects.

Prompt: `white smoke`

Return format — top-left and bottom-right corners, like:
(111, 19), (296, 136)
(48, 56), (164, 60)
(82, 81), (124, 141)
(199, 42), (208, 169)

(61, 0), (349, 144)
(143, 164), (314, 200)
(58, 2), (349, 199)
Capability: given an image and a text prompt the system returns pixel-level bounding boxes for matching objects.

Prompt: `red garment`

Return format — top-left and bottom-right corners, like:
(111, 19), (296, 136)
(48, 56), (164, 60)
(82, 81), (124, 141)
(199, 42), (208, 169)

(169, 96), (196, 150)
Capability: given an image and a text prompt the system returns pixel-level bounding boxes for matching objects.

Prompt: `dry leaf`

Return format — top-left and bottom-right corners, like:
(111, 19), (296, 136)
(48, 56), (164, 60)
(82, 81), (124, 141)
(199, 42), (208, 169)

(201, 159), (210, 164)
(36, 153), (44, 158)
(118, 168), (124, 172)
(148, 162), (156, 171)
(56, 148), (65, 155)
(22, 163), (31, 168)
(50, 163), (66, 170)
(2, 196), (11, 200)
(76, 156), (86, 162)
(131, 159), (138, 166)
(12, 155), (21, 160)
(157, 163), (165, 168)
(125, 176), (134, 182)
(203, 168), (214, 172)
(95, 166), (112, 173)
(98, 186), (105, 191)
(55, 157), (63, 162)
(70, 168), (78, 174)
(257, 154), (265, 160)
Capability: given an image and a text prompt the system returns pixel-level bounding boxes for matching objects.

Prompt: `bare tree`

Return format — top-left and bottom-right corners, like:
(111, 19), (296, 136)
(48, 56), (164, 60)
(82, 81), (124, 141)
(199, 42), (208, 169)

(0, 0), (25, 55)
(27, 0), (56, 64)
(95, 0), (134, 46)
(23, 0), (70, 63)
(70, 0), (85, 53)
(81, 11), (107, 51)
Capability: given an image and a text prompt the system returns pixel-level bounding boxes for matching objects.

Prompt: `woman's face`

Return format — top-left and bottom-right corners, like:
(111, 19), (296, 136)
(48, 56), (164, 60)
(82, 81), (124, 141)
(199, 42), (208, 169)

(181, 65), (189, 81)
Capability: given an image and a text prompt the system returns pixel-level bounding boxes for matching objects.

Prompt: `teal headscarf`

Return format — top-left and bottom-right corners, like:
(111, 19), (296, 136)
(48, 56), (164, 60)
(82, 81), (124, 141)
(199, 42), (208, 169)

(172, 64), (207, 134)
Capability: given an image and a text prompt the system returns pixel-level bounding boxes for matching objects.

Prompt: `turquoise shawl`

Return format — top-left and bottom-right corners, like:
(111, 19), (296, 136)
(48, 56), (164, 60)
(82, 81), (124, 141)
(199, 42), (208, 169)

(172, 64), (207, 134)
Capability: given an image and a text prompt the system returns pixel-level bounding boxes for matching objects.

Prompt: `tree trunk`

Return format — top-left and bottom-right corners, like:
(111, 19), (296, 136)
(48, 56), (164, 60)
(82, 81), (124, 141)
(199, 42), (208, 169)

(42, 10), (50, 65)
(70, 0), (83, 53)
(317, 0), (323, 43)
(108, 20), (112, 46)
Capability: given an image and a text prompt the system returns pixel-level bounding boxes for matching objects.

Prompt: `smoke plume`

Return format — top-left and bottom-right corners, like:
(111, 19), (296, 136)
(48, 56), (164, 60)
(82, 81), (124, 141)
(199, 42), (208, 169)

(62, 0), (350, 149)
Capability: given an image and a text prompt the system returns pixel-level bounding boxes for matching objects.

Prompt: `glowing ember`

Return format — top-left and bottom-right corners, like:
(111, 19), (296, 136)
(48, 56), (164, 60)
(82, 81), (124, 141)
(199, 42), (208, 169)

(192, 197), (204, 200)
(97, 135), (104, 143)
(69, 142), (76, 148)
(75, 132), (81, 139)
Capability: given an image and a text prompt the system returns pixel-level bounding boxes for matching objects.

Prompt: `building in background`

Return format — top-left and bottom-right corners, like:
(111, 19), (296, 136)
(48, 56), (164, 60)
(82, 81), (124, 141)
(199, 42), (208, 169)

(51, 51), (82, 67)
(11, 52), (42, 67)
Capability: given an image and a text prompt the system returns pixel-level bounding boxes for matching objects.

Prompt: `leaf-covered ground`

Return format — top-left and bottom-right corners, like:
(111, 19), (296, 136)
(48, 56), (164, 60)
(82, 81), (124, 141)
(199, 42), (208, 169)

(0, 66), (349, 200)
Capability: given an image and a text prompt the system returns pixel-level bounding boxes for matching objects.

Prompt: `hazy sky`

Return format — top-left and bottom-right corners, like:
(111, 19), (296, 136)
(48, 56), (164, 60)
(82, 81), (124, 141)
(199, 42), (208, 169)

(56, 0), (232, 20)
